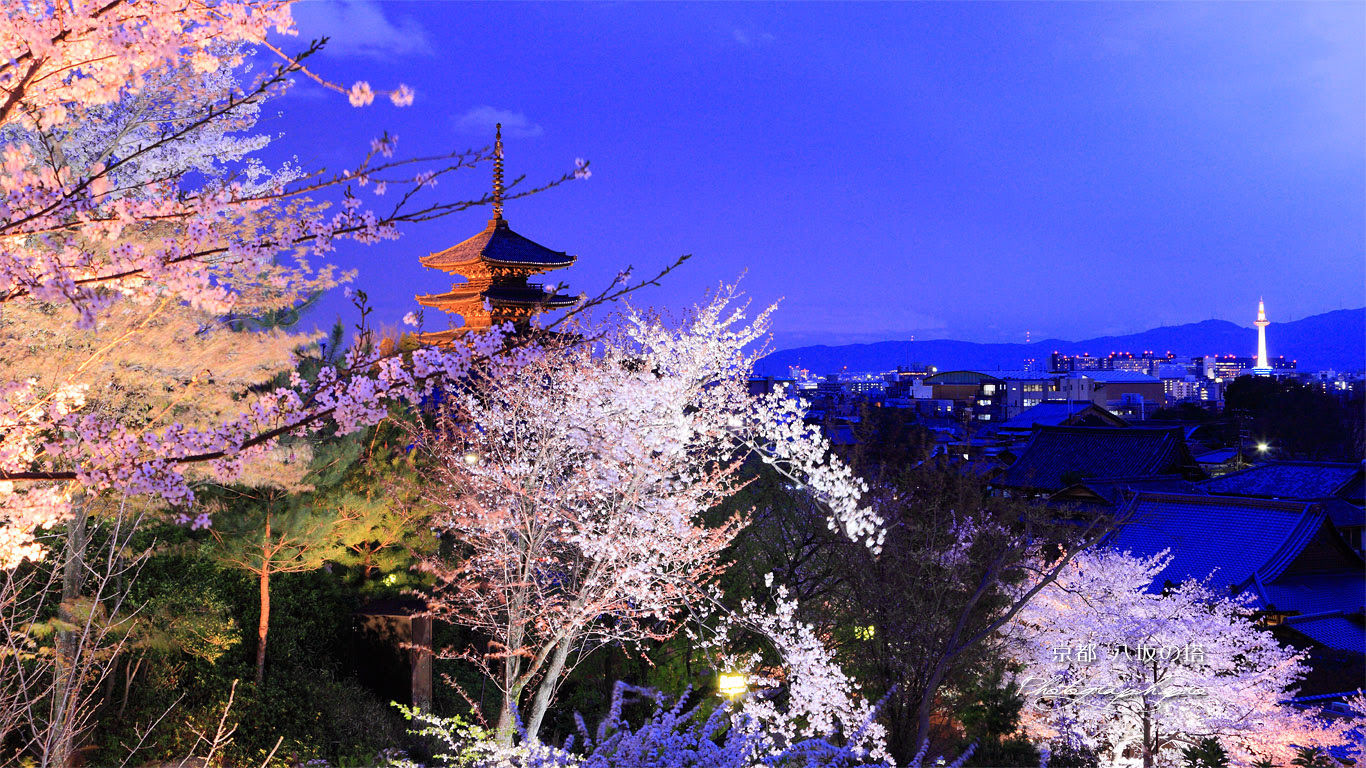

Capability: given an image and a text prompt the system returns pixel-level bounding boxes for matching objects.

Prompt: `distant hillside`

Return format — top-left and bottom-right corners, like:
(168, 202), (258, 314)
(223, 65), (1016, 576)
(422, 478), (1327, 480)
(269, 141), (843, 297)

(756, 308), (1365, 376)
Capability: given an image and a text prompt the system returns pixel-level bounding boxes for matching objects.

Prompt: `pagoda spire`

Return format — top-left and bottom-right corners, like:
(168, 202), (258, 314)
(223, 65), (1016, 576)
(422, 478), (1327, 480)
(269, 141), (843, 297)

(491, 123), (505, 222)
(413, 123), (578, 343)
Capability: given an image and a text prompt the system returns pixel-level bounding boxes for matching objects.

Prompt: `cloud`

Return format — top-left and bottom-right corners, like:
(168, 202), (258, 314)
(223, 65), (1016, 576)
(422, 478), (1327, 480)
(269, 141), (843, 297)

(731, 28), (776, 47)
(293, 0), (432, 59)
(454, 106), (544, 138)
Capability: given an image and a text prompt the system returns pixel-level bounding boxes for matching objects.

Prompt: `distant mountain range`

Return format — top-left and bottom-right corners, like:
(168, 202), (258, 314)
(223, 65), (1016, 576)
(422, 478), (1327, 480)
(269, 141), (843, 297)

(755, 308), (1366, 376)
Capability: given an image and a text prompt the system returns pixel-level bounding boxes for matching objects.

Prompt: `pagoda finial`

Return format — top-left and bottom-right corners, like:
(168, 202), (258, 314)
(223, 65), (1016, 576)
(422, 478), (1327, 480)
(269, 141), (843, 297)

(491, 123), (505, 221)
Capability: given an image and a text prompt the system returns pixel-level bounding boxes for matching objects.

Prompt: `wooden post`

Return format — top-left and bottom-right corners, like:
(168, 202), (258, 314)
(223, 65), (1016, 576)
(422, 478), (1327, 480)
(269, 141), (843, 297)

(410, 615), (433, 709)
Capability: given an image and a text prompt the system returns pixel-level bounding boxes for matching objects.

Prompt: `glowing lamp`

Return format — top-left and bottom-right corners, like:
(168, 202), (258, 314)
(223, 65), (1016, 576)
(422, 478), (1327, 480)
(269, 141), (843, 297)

(1256, 443), (1269, 453)
(462, 450), (481, 465)
(717, 672), (747, 699)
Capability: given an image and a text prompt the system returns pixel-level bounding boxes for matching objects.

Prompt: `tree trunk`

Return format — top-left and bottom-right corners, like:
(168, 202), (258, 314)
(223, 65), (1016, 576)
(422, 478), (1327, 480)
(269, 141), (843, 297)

(255, 523), (271, 685)
(1142, 701), (1154, 768)
(495, 680), (525, 747)
(913, 660), (948, 752)
(49, 498), (88, 768)
(524, 636), (574, 742)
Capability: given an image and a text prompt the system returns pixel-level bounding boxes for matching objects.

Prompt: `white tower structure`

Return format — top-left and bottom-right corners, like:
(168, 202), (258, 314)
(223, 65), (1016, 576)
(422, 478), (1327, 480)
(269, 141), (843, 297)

(1252, 298), (1272, 375)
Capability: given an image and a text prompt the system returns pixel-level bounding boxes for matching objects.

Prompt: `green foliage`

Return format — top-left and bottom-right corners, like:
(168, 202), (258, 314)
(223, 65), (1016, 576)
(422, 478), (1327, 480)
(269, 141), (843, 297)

(965, 738), (1040, 767)
(1289, 746), (1334, 768)
(93, 539), (407, 766)
(139, 578), (240, 664)
(1182, 737), (1231, 768)
(1045, 741), (1101, 768)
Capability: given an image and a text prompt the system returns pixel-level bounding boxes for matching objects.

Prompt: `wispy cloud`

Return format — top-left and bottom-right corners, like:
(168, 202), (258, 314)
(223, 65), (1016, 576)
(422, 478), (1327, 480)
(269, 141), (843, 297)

(454, 106), (544, 138)
(294, 0), (432, 59)
(731, 28), (776, 47)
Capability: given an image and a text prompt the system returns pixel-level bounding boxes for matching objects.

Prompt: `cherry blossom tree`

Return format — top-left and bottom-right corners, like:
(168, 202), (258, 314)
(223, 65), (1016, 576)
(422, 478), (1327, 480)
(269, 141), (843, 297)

(1006, 549), (1352, 767)
(0, 0), (610, 571)
(411, 287), (884, 745)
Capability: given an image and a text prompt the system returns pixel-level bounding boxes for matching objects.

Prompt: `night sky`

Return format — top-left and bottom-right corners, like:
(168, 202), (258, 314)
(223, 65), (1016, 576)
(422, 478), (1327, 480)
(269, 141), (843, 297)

(259, 1), (1365, 349)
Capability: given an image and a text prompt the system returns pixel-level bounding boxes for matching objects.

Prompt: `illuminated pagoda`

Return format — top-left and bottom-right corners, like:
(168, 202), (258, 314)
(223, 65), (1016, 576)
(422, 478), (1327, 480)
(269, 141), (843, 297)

(416, 124), (576, 344)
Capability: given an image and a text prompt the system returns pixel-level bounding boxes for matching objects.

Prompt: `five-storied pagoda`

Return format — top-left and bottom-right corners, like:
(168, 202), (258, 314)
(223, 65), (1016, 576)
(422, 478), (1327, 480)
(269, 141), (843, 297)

(415, 125), (576, 344)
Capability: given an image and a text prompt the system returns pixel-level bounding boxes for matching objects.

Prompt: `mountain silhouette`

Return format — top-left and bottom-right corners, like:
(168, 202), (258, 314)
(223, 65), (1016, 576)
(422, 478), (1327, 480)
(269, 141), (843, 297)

(756, 308), (1365, 376)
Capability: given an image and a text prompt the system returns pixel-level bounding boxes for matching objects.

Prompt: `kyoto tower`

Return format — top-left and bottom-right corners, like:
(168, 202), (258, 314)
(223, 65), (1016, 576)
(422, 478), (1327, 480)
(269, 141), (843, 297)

(1252, 298), (1272, 375)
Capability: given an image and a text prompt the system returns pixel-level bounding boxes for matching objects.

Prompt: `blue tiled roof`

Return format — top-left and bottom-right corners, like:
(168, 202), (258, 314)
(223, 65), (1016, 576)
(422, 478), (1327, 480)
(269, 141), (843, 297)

(1316, 497), (1366, 529)
(1259, 573), (1365, 616)
(1193, 448), (1239, 465)
(1283, 613), (1365, 653)
(1107, 493), (1316, 596)
(1199, 461), (1364, 500)
(999, 402), (1127, 431)
(1051, 476), (1207, 507)
(997, 427), (1202, 492)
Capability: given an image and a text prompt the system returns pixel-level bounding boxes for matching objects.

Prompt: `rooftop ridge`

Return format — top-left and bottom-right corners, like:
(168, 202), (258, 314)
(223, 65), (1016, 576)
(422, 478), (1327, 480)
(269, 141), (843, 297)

(1126, 491), (1316, 512)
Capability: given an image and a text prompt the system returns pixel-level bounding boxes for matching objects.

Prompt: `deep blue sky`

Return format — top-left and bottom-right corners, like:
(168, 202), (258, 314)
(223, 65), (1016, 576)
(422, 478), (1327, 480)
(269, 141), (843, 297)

(259, 1), (1365, 349)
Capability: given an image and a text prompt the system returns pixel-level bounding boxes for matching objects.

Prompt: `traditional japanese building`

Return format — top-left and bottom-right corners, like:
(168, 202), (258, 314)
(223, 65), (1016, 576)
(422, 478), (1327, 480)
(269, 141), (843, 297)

(416, 125), (576, 344)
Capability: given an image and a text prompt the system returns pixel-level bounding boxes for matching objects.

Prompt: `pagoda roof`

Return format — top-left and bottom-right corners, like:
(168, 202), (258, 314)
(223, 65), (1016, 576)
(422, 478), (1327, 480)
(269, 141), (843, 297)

(421, 218), (575, 271)
(418, 284), (577, 309)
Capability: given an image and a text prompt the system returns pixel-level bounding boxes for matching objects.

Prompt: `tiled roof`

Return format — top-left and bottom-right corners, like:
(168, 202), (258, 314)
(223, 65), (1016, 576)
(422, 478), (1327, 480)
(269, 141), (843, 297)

(1316, 497), (1366, 529)
(1106, 493), (1317, 596)
(1259, 573), (1365, 616)
(997, 427), (1203, 492)
(1283, 613), (1365, 653)
(999, 402), (1127, 432)
(1193, 448), (1239, 465)
(1199, 461), (1364, 500)
(421, 219), (576, 271)
(418, 285), (577, 308)
(1050, 476), (1207, 507)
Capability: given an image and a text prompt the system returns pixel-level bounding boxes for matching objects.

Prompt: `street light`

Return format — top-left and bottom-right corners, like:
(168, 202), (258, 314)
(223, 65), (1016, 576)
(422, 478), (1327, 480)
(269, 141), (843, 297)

(1256, 442), (1269, 453)
(717, 672), (747, 699)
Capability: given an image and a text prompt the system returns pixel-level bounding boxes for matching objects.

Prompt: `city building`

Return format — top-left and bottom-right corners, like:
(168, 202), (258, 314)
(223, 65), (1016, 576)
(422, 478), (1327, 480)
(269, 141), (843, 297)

(924, 370), (1005, 422)
(1056, 371), (1164, 419)
(1050, 352), (1105, 372)
(415, 125), (577, 343)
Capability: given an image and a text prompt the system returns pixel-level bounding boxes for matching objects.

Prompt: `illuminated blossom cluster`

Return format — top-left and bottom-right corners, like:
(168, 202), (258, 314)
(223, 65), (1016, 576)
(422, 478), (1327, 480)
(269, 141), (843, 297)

(699, 582), (889, 761)
(1005, 548), (1353, 766)
(747, 393), (883, 551)
(0, 0), (295, 130)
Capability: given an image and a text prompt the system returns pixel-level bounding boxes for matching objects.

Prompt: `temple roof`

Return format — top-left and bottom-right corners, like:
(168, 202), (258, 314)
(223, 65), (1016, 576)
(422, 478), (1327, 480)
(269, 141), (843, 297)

(998, 401), (1128, 433)
(420, 218), (576, 271)
(996, 426), (1204, 493)
(418, 283), (577, 308)
(1106, 493), (1364, 618)
(1199, 461), (1365, 501)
